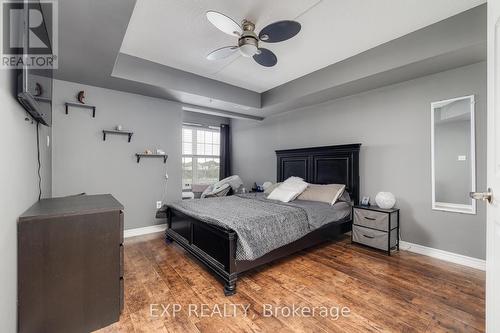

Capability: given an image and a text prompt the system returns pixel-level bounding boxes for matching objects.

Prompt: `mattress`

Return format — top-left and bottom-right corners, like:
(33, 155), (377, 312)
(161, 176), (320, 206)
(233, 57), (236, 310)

(168, 193), (351, 260)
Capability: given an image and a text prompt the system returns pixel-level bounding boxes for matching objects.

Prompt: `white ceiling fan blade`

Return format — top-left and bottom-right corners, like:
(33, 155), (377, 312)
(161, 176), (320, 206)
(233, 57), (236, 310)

(206, 11), (242, 37)
(206, 46), (239, 60)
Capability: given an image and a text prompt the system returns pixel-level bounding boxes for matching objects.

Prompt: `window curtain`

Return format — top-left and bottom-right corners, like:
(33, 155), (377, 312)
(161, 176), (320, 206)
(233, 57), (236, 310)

(219, 124), (231, 180)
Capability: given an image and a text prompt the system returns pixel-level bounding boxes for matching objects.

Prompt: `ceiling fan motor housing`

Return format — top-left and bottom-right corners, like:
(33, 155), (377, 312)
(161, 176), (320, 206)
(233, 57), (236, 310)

(238, 20), (259, 57)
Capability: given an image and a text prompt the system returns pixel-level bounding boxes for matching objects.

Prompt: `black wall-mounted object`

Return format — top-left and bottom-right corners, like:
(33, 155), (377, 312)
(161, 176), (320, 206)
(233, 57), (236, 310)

(103, 130), (133, 142)
(16, 3), (53, 127)
(136, 153), (168, 163)
(18, 194), (124, 333)
(65, 102), (96, 118)
(165, 143), (361, 296)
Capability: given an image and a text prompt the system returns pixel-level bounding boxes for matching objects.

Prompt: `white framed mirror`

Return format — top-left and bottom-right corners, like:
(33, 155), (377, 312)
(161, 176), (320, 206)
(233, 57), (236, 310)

(431, 95), (476, 214)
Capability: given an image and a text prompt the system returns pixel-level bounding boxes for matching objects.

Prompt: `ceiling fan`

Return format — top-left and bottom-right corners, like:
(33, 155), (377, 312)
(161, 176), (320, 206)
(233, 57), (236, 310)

(205, 11), (301, 67)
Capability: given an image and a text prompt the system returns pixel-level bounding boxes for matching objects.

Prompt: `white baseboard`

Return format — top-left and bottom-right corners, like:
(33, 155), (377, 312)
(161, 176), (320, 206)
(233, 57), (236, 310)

(399, 241), (485, 271)
(124, 224), (167, 239)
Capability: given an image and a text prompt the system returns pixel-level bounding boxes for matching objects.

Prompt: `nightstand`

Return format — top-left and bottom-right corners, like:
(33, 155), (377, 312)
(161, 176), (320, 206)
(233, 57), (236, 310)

(351, 205), (400, 255)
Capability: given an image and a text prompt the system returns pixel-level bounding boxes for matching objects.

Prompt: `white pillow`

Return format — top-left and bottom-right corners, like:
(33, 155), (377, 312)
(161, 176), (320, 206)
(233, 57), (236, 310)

(282, 177), (308, 191)
(267, 177), (308, 202)
(267, 187), (299, 202)
(283, 176), (306, 185)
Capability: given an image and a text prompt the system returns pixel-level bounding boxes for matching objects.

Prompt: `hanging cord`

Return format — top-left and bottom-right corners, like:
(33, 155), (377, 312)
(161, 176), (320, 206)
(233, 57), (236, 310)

(36, 122), (42, 200)
(161, 168), (168, 205)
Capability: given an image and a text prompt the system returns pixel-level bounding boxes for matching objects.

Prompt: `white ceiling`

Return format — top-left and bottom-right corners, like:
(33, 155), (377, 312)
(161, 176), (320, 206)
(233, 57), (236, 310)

(120, 0), (485, 93)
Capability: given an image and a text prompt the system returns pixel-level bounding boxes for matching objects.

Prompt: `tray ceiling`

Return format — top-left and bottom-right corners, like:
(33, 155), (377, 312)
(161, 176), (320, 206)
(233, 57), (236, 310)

(120, 0), (484, 93)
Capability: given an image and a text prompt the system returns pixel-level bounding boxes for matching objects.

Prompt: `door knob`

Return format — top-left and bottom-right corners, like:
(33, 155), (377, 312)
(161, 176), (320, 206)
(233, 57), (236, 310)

(469, 189), (493, 203)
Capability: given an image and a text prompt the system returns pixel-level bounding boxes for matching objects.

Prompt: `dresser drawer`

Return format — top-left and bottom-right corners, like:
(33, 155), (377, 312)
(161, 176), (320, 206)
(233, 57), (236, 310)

(352, 225), (398, 251)
(120, 244), (124, 278)
(119, 277), (124, 313)
(354, 208), (398, 231)
(119, 211), (124, 245)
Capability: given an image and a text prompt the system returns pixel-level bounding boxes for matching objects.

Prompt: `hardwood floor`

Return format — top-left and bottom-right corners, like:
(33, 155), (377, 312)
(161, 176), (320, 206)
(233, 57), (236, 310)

(96, 232), (485, 333)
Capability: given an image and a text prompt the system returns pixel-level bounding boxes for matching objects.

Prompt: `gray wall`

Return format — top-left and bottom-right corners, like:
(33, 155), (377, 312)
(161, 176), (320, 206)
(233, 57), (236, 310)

(231, 61), (486, 259)
(0, 70), (51, 332)
(52, 80), (183, 230)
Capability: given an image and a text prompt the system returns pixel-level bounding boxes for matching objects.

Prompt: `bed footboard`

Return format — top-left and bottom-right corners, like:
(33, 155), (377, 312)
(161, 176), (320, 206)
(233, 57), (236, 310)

(166, 207), (352, 296)
(166, 208), (238, 295)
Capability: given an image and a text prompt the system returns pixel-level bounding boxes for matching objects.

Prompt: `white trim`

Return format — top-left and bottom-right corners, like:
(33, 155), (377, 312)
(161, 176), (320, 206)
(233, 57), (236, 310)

(433, 202), (476, 214)
(124, 224), (167, 239)
(399, 241), (485, 271)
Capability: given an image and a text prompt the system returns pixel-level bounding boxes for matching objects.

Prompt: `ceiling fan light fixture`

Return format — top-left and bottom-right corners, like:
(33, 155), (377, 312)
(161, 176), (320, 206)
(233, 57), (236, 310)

(238, 35), (259, 57)
(239, 43), (258, 57)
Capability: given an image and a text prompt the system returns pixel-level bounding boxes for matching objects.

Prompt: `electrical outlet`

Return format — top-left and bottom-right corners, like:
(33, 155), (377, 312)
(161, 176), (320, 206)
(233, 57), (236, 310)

(156, 201), (162, 209)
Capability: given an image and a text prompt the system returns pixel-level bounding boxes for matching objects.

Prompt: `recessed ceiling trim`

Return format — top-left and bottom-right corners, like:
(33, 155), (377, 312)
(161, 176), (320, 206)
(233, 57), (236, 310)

(262, 4), (486, 109)
(120, 0), (484, 92)
(54, 0), (486, 120)
(112, 53), (261, 108)
(182, 104), (264, 121)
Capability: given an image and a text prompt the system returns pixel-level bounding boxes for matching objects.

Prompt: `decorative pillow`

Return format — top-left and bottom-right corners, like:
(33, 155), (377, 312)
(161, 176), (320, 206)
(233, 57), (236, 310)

(337, 190), (352, 204)
(281, 177), (309, 195)
(267, 187), (300, 202)
(267, 177), (308, 202)
(201, 183), (231, 198)
(297, 184), (346, 205)
(283, 176), (306, 184)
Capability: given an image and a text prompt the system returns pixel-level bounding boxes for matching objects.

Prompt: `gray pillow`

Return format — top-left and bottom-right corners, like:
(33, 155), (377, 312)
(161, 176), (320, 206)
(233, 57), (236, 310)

(337, 191), (352, 204)
(201, 183), (231, 198)
(296, 184), (346, 205)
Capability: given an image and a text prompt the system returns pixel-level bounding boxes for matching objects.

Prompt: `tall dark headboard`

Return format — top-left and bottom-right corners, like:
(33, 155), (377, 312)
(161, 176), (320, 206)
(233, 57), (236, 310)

(276, 144), (361, 204)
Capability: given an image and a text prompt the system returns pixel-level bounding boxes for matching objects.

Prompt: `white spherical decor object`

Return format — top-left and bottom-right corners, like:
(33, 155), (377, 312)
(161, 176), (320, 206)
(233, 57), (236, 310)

(375, 192), (396, 209)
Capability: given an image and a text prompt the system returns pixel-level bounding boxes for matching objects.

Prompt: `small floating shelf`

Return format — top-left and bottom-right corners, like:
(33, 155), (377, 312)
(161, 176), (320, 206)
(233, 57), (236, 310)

(65, 102), (96, 118)
(135, 153), (168, 164)
(103, 130), (133, 142)
(34, 96), (51, 103)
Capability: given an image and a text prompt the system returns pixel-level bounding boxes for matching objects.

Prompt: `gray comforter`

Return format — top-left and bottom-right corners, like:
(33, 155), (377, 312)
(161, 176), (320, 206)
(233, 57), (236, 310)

(168, 193), (351, 260)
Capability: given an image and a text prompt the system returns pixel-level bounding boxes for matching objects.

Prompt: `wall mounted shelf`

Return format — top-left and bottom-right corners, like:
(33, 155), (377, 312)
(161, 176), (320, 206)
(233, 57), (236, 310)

(135, 153), (168, 164)
(65, 102), (96, 118)
(34, 96), (51, 103)
(103, 130), (133, 142)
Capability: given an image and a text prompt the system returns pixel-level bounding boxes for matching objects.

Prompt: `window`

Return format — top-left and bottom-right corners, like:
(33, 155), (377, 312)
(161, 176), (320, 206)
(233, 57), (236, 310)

(182, 126), (220, 190)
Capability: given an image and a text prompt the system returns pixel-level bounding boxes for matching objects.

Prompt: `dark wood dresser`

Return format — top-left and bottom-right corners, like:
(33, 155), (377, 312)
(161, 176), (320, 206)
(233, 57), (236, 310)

(18, 194), (124, 333)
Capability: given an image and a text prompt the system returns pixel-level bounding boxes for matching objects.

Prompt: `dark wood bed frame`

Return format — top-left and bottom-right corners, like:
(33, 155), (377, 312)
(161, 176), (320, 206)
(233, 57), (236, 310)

(166, 144), (361, 295)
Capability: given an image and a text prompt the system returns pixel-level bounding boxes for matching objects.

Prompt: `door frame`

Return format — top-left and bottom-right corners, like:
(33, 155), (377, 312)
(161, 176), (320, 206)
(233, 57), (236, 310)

(486, 1), (500, 332)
